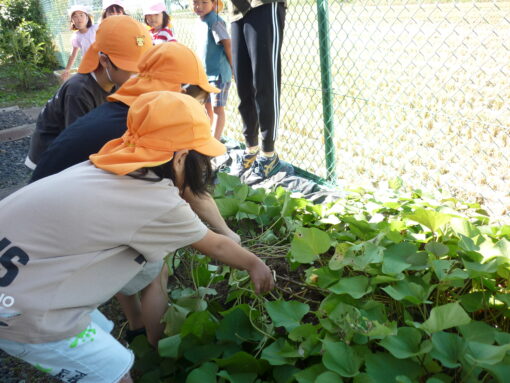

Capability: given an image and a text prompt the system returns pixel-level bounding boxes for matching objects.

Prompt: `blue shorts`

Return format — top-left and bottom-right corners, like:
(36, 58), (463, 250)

(207, 78), (231, 107)
(0, 310), (133, 383)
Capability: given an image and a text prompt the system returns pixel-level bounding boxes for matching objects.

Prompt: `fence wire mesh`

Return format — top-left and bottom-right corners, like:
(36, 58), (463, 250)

(39, 0), (510, 223)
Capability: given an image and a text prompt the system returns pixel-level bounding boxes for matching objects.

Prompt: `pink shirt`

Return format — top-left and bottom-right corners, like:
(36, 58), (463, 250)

(71, 24), (99, 54)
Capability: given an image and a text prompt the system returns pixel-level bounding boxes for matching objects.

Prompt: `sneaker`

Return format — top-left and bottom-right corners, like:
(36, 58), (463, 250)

(229, 150), (259, 177)
(245, 154), (281, 183)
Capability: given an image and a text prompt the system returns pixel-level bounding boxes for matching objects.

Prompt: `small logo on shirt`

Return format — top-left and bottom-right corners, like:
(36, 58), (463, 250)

(136, 36), (146, 46)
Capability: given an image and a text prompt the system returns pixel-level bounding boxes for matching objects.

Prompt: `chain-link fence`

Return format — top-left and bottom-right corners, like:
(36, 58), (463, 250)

(39, 0), (510, 223)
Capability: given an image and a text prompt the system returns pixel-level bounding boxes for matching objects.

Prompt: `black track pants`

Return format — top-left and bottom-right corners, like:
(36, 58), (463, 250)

(231, 3), (285, 153)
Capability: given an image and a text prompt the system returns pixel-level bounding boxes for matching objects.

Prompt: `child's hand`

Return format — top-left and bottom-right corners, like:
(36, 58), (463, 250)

(248, 258), (275, 294)
(61, 70), (70, 82)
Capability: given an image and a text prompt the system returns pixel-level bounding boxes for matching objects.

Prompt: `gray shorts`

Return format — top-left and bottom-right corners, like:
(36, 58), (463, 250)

(207, 78), (231, 107)
(118, 260), (164, 296)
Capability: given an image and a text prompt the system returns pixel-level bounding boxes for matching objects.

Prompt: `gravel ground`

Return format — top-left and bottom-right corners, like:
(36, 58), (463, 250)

(0, 107), (129, 382)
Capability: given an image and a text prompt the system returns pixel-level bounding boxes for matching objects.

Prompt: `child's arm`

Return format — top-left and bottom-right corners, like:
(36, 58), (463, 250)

(221, 38), (234, 73)
(62, 47), (79, 82)
(182, 188), (241, 244)
(192, 230), (274, 294)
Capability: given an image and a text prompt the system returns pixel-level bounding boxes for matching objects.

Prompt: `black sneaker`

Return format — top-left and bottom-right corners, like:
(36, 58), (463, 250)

(229, 150), (259, 177)
(245, 154), (281, 183)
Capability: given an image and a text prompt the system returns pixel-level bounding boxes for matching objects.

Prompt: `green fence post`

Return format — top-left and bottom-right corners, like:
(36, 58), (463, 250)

(316, 0), (336, 181)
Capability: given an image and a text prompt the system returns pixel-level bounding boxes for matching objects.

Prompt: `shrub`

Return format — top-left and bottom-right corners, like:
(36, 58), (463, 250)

(0, 0), (58, 89)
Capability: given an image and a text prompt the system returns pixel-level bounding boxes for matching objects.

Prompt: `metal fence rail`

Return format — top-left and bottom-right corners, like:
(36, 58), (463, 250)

(39, 0), (510, 223)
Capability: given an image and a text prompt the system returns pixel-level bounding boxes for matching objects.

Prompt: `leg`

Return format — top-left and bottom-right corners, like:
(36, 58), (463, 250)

(115, 293), (144, 331)
(205, 101), (214, 126)
(139, 264), (169, 347)
(231, 18), (258, 147)
(119, 372), (134, 383)
(243, 3), (286, 153)
(213, 106), (226, 140)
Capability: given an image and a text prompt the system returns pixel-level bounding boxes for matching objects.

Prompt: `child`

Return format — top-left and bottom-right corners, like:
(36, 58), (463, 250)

(30, 42), (238, 347)
(0, 91), (274, 383)
(143, 1), (176, 44)
(61, 4), (98, 82)
(25, 15), (151, 169)
(193, 0), (232, 140)
(102, 0), (127, 19)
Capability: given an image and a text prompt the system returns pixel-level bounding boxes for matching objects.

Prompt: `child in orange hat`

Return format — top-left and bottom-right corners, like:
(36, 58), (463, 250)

(30, 42), (239, 348)
(61, 4), (98, 82)
(0, 91), (274, 383)
(25, 15), (151, 170)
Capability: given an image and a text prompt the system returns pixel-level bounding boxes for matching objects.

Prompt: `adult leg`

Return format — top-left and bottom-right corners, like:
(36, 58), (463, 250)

(115, 293), (144, 332)
(243, 3), (285, 153)
(231, 18), (258, 148)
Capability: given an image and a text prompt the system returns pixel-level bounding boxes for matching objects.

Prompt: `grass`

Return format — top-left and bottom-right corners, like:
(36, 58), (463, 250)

(0, 63), (59, 108)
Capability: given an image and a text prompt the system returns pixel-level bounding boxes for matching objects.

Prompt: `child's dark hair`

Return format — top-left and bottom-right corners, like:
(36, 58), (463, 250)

(144, 11), (170, 28)
(102, 5), (127, 20)
(135, 150), (213, 196)
(70, 13), (93, 31)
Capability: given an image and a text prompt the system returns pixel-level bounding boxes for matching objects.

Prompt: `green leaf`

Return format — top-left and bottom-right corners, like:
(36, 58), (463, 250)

(365, 352), (422, 383)
(426, 374), (453, 383)
(217, 370), (257, 383)
(328, 276), (372, 299)
(379, 327), (429, 359)
(158, 334), (181, 358)
(273, 365), (300, 383)
(215, 351), (267, 374)
(460, 292), (490, 313)
(183, 344), (225, 364)
(430, 332), (464, 368)
(294, 363), (328, 383)
(419, 302), (471, 333)
(316, 371), (344, 383)
(216, 172), (242, 190)
(180, 311), (218, 340)
(459, 321), (496, 344)
(288, 324), (318, 342)
(265, 301), (310, 332)
(464, 341), (510, 365)
(185, 362), (218, 383)
(290, 227), (331, 263)
(163, 305), (187, 336)
(306, 267), (341, 288)
(322, 340), (361, 377)
(381, 280), (430, 305)
(234, 184), (249, 201)
(382, 243), (416, 275)
(406, 208), (452, 233)
(261, 338), (300, 366)
(425, 241), (449, 257)
(216, 197), (240, 217)
(389, 177), (403, 191)
(216, 307), (262, 344)
(481, 356), (510, 383)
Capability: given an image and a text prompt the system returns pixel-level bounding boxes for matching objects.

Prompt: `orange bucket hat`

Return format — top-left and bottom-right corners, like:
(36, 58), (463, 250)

(78, 15), (151, 74)
(90, 91), (226, 175)
(108, 42), (219, 106)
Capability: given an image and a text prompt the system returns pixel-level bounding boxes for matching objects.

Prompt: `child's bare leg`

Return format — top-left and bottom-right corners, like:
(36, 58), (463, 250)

(115, 293), (144, 331)
(119, 372), (133, 383)
(140, 264), (169, 347)
(212, 106), (225, 140)
(205, 102), (214, 125)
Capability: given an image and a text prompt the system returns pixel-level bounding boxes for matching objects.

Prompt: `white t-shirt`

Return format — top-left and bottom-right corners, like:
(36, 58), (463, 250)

(71, 24), (99, 54)
(0, 162), (207, 343)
